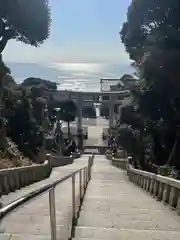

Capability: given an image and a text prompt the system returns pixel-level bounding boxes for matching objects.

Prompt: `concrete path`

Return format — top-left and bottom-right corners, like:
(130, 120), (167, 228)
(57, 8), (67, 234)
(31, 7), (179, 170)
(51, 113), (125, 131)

(85, 126), (104, 147)
(0, 155), (90, 240)
(74, 155), (180, 240)
(84, 118), (108, 147)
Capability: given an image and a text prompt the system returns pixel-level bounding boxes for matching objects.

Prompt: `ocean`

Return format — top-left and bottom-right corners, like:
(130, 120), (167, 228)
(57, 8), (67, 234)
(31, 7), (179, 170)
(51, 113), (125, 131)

(7, 62), (133, 92)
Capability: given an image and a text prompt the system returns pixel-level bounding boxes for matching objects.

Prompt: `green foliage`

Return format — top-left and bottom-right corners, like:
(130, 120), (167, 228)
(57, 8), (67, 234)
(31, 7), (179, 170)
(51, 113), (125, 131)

(0, 2), (55, 164)
(21, 79), (57, 126)
(120, 0), (180, 91)
(0, 0), (51, 53)
(59, 100), (77, 137)
(59, 100), (77, 123)
(121, 0), (180, 59)
(119, 0), (180, 172)
(21, 78), (57, 90)
(116, 127), (138, 156)
(32, 97), (47, 125)
(0, 62), (58, 162)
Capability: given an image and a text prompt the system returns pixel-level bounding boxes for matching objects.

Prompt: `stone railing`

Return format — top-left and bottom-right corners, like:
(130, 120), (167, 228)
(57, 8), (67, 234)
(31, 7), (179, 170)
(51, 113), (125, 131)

(111, 158), (127, 170)
(0, 160), (51, 197)
(107, 150), (128, 170)
(0, 153), (78, 197)
(48, 154), (74, 168)
(128, 165), (180, 212)
(106, 152), (113, 160)
(71, 151), (81, 159)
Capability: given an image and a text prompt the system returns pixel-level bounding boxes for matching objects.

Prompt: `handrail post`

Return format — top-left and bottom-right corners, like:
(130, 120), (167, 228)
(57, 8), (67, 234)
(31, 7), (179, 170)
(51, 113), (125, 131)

(83, 168), (86, 190)
(88, 157), (90, 181)
(85, 167), (88, 188)
(82, 168), (85, 191)
(72, 174), (76, 224)
(79, 170), (82, 204)
(0, 158), (95, 226)
(49, 187), (57, 240)
(86, 166), (88, 183)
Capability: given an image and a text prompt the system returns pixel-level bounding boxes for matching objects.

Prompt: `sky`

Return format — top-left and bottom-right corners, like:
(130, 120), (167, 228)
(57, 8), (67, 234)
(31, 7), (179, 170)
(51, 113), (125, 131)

(3, 0), (132, 65)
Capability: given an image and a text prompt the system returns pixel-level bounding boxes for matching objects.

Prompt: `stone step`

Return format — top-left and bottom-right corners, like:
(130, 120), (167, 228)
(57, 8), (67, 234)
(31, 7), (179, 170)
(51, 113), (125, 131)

(74, 155), (180, 240)
(0, 233), (51, 239)
(0, 180), (80, 238)
(1, 223), (68, 238)
(80, 199), (169, 211)
(73, 239), (99, 240)
(77, 211), (180, 231)
(74, 226), (180, 240)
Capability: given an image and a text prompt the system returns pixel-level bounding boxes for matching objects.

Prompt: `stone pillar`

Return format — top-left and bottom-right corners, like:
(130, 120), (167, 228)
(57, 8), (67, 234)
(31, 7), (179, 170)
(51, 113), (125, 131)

(109, 94), (114, 128)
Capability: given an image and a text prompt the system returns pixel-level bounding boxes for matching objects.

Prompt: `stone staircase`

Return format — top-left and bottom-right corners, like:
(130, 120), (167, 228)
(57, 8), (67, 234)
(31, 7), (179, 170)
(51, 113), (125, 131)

(73, 155), (180, 240)
(0, 155), (90, 239)
(1, 155), (180, 240)
(1, 155), (89, 207)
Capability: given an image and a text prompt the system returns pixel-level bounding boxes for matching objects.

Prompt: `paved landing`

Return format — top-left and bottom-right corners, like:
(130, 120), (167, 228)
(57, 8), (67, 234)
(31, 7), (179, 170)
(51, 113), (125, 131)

(0, 155), (90, 240)
(84, 126), (105, 147)
(74, 155), (180, 240)
(84, 118), (108, 147)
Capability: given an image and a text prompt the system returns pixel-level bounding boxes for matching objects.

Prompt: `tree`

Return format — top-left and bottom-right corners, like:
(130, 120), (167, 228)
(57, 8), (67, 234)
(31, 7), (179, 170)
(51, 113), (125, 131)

(0, 0), (51, 53)
(116, 126), (140, 167)
(120, 0), (180, 88)
(59, 100), (77, 138)
(120, 74), (137, 90)
(0, 56), (11, 115)
(22, 78), (57, 91)
(120, 0), (180, 171)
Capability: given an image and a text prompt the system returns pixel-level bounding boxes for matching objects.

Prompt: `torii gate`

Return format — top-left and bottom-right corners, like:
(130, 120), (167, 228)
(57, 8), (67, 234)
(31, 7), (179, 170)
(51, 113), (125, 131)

(56, 89), (130, 131)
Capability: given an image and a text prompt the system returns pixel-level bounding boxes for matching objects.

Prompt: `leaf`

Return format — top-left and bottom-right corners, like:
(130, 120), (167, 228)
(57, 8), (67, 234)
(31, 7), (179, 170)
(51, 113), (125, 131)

(0, 0), (51, 51)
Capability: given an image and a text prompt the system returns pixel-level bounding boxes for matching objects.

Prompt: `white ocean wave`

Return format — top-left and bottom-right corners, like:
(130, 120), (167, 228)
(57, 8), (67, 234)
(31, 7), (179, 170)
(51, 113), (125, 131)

(8, 62), (133, 92)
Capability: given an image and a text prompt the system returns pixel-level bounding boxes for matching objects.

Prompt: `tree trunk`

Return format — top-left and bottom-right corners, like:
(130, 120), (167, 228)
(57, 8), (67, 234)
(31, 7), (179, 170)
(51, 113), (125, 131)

(175, 138), (180, 169)
(0, 89), (2, 117)
(164, 132), (175, 162)
(165, 127), (180, 166)
(0, 38), (8, 54)
(166, 138), (178, 166)
(152, 133), (164, 165)
(67, 121), (70, 138)
(0, 19), (15, 54)
(138, 130), (146, 170)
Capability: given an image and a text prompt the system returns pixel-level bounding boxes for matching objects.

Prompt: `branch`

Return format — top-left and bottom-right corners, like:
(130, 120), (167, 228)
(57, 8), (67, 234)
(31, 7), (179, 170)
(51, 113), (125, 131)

(0, 18), (16, 53)
(0, 20), (5, 36)
(0, 29), (15, 53)
(0, 38), (8, 53)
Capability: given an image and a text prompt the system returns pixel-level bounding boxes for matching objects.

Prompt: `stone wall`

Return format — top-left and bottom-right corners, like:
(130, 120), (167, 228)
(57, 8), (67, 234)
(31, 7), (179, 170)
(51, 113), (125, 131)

(128, 165), (180, 213)
(111, 158), (127, 170)
(107, 150), (127, 170)
(108, 151), (180, 212)
(0, 160), (51, 197)
(0, 153), (77, 198)
(49, 155), (74, 168)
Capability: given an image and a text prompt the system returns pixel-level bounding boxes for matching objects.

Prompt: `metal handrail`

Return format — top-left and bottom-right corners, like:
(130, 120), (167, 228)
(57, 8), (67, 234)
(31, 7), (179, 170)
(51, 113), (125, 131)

(0, 153), (94, 240)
